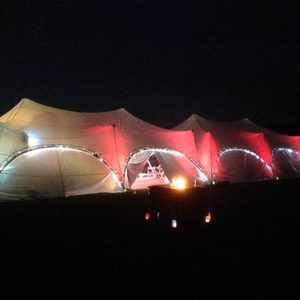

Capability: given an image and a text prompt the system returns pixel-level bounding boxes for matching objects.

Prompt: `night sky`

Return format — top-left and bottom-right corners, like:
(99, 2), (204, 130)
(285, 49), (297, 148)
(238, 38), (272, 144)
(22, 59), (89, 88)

(1, 1), (299, 132)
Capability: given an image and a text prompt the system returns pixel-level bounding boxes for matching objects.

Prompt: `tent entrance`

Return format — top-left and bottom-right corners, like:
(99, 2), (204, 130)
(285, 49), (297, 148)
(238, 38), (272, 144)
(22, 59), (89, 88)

(131, 154), (170, 190)
(125, 148), (209, 190)
(0, 145), (123, 200)
(273, 148), (300, 178)
(219, 148), (273, 182)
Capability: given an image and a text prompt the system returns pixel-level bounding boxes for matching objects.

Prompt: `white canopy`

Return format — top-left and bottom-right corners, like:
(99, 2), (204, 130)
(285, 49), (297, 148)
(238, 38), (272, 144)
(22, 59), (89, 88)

(0, 146), (123, 200)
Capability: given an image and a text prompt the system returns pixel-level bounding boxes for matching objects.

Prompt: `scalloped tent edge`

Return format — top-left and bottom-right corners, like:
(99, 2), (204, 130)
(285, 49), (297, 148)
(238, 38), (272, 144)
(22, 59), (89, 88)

(175, 113), (300, 181)
(0, 99), (202, 199)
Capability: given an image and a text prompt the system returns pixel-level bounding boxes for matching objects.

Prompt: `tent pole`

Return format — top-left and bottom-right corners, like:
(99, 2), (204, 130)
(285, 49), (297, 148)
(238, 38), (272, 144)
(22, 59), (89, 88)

(209, 132), (213, 184)
(56, 150), (66, 198)
(112, 124), (122, 181)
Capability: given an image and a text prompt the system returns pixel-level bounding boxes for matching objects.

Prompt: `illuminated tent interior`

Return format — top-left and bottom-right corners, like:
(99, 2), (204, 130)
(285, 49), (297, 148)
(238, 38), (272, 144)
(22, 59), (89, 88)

(257, 128), (300, 179)
(124, 148), (208, 190)
(0, 99), (199, 174)
(0, 99), (205, 199)
(0, 98), (299, 200)
(0, 146), (123, 200)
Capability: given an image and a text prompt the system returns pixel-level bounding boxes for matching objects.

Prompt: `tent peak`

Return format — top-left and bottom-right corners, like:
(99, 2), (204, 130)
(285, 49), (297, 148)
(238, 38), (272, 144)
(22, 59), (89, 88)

(19, 98), (35, 104)
(192, 114), (256, 124)
(117, 107), (131, 114)
(190, 114), (207, 121)
(16, 98), (40, 108)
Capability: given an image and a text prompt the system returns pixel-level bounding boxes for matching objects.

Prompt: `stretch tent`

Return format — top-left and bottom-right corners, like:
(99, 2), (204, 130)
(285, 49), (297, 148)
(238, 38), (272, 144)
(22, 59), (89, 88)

(237, 121), (300, 179)
(219, 118), (300, 179)
(175, 114), (300, 182)
(0, 99), (205, 199)
(0, 98), (300, 200)
(175, 115), (273, 183)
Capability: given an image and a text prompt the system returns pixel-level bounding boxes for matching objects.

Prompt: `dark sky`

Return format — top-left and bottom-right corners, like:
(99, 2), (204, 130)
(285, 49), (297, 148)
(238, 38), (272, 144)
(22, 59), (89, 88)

(1, 1), (299, 132)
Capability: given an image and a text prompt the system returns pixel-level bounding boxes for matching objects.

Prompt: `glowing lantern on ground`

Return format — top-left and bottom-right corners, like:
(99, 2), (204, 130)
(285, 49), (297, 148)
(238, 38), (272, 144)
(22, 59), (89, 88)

(171, 219), (178, 228)
(204, 212), (212, 224)
(171, 176), (187, 190)
(144, 212), (151, 221)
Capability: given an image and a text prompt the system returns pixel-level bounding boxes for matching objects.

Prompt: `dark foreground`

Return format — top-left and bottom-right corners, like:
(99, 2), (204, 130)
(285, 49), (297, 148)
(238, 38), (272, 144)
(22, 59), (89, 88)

(0, 180), (299, 298)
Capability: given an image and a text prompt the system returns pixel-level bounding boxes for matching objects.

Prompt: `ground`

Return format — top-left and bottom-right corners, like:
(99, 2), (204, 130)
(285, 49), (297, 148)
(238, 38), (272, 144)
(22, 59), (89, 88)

(0, 180), (298, 298)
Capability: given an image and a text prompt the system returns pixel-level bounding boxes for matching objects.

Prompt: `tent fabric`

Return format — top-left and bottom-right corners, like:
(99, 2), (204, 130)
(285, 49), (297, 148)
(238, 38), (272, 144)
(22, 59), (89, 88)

(245, 126), (300, 178)
(272, 148), (300, 178)
(0, 99), (123, 175)
(0, 123), (27, 164)
(0, 99), (202, 198)
(175, 115), (275, 182)
(221, 119), (300, 178)
(0, 99), (199, 175)
(124, 150), (153, 187)
(124, 149), (207, 189)
(155, 151), (204, 186)
(1, 98), (300, 198)
(175, 114), (300, 182)
(0, 146), (123, 200)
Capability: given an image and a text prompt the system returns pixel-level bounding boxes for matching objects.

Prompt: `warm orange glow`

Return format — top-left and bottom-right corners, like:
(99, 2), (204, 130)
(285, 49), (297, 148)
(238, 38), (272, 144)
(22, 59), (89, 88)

(171, 176), (187, 190)
(205, 212), (212, 223)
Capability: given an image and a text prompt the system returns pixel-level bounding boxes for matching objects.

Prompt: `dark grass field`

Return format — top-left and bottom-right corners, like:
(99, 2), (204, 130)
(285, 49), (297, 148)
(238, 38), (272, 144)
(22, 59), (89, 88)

(0, 180), (299, 298)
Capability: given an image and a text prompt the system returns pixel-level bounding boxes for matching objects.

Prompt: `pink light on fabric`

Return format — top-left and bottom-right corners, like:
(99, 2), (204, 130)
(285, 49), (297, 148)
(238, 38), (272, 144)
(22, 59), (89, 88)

(196, 131), (221, 180)
(85, 125), (122, 175)
(285, 135), (300, 151)
(241, 132), (273, 167)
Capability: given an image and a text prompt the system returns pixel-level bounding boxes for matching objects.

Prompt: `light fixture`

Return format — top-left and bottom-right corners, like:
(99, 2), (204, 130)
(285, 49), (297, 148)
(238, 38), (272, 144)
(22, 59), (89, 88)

(27, 136), (39, 147)
(156, 211), (160, 220)
(171, 176), (187, 190)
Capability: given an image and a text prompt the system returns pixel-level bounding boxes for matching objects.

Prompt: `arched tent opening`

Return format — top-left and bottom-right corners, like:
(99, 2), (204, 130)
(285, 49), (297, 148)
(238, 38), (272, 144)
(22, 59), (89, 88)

(272, 148), (300, 179)
(124, 148), (209, 190)
(219, 148), (274, 182)
(0, 99), (201, 179)
(0, 145), (123, 201)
